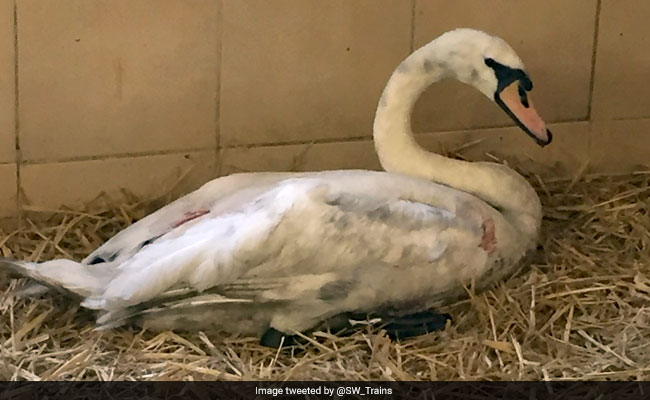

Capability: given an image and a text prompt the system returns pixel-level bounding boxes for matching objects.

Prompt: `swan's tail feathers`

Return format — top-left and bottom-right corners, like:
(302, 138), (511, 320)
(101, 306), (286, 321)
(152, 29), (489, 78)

(0, 257), (108, 299)
(12, 282), (50, 298)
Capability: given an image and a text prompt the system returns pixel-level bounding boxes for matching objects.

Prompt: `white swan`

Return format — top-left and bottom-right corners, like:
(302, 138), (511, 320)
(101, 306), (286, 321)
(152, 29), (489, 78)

(2, 29), (552, 347)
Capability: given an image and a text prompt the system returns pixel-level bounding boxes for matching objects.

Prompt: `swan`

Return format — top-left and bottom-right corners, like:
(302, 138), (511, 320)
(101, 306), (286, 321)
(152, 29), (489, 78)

(1, 28), (552, 348)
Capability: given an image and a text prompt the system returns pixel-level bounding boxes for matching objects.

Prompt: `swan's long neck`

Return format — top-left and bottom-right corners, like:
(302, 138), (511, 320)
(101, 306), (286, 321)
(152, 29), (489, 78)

(373, 38), (542, 239)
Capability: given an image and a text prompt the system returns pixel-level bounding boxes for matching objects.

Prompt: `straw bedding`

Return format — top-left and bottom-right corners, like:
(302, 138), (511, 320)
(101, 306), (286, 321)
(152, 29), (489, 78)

(0, 168), (649, 381)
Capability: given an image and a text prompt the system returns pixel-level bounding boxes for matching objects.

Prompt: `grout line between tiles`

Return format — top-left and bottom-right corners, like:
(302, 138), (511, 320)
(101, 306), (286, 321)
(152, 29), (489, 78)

(13, 0), (20, 224)
(586, 0), (602, 121)
(409, 0), (416, 52)
(222, 118), (590, 150)
(21, 147), (215, 165)
(610, 116), (650, 122)
(14, 118), (597, 168)
(215, 0), (223, 177)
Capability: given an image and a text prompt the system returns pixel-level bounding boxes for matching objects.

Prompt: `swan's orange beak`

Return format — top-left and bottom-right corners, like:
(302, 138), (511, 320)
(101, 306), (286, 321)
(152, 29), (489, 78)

(497, 81), (552, 147)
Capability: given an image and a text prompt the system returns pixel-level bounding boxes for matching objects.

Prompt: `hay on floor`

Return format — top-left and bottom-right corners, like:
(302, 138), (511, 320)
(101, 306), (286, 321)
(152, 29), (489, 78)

(0, 169), (649, 381)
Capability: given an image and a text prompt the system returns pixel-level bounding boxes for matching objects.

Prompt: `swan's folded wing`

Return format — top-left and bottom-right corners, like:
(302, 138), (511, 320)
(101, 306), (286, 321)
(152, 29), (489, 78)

(81, 172), (294, 266)
(81, 176), (462, 316)
(94, 275), (326, 329)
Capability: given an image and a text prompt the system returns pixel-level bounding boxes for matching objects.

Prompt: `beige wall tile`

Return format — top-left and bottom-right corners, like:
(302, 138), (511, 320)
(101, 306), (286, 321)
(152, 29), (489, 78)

(220, 0), (411, 146)
(21, 151), (217, 210)
(591, 1), (650, 120)
(590, 119), (650, 172)
(0, 0), (15, 163)
(418, 122), (591, 177)
(221, 140), (381, 175)
(0, 163), (16, 217)
(18, 0), (219, 162)
(412, 0), (596, 133)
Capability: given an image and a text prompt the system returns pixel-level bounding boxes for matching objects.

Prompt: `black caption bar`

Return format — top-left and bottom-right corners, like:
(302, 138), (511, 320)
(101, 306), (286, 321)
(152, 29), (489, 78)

(1, 381), (649, 400)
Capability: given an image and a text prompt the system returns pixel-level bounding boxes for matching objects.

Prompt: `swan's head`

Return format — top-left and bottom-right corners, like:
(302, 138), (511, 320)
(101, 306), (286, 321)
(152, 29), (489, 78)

(423, 28), (552, 147)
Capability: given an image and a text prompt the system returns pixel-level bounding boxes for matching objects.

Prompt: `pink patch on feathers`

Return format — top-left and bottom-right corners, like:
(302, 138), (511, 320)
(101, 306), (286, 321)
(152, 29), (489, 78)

(480, 217), (497, 255)
(172, 210), (210, 228)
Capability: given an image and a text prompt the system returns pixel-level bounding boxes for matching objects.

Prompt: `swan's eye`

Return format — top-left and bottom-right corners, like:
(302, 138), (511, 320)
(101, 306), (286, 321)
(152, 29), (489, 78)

(518, 84), (529, 108)
(484, 57), (497, 68)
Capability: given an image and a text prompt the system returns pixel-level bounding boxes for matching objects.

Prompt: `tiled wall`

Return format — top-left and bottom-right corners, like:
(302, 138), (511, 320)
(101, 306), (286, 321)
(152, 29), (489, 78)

(0, 0), (648, 220)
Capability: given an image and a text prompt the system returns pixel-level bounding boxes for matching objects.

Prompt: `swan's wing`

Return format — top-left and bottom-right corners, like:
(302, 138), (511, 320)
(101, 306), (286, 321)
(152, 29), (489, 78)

(82, 172), (294, 266)
(82, 175), (482, 318)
